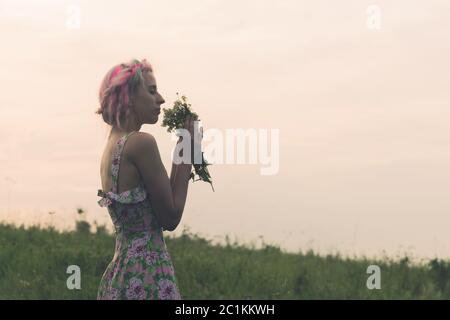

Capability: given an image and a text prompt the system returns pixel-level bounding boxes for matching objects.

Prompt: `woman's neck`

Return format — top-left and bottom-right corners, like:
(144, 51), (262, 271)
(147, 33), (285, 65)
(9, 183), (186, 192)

(110, 124), (141, 137)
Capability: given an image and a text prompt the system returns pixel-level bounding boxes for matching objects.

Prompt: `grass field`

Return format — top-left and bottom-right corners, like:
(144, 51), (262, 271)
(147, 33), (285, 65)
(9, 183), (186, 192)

(1, 222), (450, 299)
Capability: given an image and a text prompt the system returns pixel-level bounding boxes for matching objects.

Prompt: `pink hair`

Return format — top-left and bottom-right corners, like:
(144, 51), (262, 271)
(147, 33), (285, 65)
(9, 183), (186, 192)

(95, 58), (153, 131)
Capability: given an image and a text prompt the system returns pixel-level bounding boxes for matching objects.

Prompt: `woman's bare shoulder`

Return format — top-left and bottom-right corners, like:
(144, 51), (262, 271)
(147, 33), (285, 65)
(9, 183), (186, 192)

(127, 132), (158, 162)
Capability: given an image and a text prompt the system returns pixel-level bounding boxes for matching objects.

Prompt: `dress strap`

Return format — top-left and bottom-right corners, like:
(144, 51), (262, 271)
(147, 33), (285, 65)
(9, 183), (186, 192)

(111, 131), (137, 194)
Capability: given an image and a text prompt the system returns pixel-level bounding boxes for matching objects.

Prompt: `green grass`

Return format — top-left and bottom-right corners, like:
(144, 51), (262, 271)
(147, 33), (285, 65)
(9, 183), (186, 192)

(0, 222), (449, 299)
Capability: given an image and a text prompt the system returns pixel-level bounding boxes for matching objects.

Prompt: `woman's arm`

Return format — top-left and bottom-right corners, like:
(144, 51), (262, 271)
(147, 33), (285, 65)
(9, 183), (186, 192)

(129, 116), (197, 231)
(168, 136), (193, 229)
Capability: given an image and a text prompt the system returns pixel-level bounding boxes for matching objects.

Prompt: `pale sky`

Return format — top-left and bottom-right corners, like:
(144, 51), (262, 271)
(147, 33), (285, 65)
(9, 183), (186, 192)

(1, 0), (449, 260)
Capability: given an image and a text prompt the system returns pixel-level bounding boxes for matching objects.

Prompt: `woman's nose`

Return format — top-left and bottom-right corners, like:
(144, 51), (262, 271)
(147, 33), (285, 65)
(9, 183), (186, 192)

(158, 93), (165, 104)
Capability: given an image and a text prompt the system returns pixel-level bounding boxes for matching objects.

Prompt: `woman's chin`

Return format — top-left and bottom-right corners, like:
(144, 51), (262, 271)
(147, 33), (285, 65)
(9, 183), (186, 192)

(149, 116), (158, 124)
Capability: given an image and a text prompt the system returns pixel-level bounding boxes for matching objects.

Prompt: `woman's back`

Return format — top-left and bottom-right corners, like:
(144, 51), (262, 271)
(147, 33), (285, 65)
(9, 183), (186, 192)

(100, 131), (141, 195)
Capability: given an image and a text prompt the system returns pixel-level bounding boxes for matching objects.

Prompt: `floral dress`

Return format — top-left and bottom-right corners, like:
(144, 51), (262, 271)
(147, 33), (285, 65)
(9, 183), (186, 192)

(96, 131), (181, 300)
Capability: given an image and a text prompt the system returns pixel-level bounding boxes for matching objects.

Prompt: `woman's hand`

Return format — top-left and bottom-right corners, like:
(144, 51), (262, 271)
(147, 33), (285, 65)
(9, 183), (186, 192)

(177, 114), (202, 142)
(184, 114), (195, 141)
(176, 115), (202, 160)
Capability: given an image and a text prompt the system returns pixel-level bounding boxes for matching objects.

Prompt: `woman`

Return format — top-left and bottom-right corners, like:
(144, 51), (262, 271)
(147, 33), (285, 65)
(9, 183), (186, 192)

(94, 58), (197, 299)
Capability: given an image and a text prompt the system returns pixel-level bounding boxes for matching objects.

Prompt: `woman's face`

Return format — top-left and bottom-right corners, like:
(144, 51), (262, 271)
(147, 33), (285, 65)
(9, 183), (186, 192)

(131, 70), (165, 125)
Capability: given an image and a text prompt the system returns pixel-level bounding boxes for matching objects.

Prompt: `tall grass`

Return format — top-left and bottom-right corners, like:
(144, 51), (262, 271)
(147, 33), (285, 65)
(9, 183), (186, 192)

(0, 222), (449, 299)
